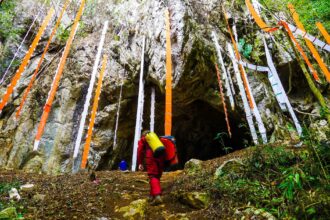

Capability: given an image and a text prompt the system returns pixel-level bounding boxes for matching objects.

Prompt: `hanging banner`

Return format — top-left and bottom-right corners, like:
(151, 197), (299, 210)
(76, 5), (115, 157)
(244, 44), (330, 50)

(131, 36), (146, 171)
(287, 23), (330, 53)
(165, 9), (172, 136)
(280, 21), (320, 82)
(150, 87), (156, 132)
(231, 19), (268, 143)
(73, 20), (109, 158)
(81, 55), (107, 169)
(0, 8), (55, 114)
(316, 22), (330, 44)
(212, 31), (235, 110)
(239, 61), (269, 72)
(215, 64), (232, 138)
(245, 0), (278, 32)
(288, 4), (330, 83)
(247, 0), (330, 53)
(16, 0), (72, 118)
(227, 43), (259, 145)
(34, 0), (86, 151)
(223, 8), (254, 109)
(113, 78), (124, 150)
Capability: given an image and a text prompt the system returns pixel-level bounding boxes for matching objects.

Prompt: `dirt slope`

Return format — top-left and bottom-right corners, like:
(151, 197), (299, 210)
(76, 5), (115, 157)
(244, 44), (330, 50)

(0, 149), (250, 219)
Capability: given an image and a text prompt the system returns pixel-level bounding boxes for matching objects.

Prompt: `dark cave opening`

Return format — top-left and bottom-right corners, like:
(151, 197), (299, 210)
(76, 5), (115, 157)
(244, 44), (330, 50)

(171, 100), (249, 168)
(140, 85), (250, 168)
(98, 83), (250, 170)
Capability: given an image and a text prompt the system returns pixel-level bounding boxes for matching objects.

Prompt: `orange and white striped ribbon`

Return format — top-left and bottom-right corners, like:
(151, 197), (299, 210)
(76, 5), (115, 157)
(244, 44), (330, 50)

(280, 21), (320, 82)
(288, 4), (330, 83)
(248, 0), (330, 53)
(0, 8), (55, 114)
(81, 55), (107, 169)
(215, 63), (232, 138)
(223, 8), (254, 110)
(165, 9), (172, 136)
(16, 0), (71, 118)
(73, 20), (109, 159)
(33, 0), (86, 151)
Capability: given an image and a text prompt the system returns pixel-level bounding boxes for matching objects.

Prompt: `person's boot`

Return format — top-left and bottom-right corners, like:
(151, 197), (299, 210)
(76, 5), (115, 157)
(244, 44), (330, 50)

(147, 196), (154, 202)
(150, 195), (162, 206)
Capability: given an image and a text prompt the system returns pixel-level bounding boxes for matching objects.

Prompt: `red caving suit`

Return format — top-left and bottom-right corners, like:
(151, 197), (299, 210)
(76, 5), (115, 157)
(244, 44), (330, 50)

(137, 136), (165, 196)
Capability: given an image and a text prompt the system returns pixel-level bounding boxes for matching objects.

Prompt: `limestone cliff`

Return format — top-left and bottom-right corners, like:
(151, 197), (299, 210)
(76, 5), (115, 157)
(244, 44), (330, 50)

(0, 0), (329, 174)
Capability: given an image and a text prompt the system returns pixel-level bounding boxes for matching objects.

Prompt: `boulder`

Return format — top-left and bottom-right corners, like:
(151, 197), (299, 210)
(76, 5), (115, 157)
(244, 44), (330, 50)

(214, 159), (245, 179)
(234, 207), (276, 220)
(179, 192), (210, 209)
(116, 199), (147, 219)
(165, 213), (189, 220)
(310, 120), (329, 142)
(9, 188), (21, 201)
(184, 159), (203, 175)
(22, 156), (43, 173)
(20, 183), (35, 192)
(0, 207), (18, 219)
(33, 193), (46, 202)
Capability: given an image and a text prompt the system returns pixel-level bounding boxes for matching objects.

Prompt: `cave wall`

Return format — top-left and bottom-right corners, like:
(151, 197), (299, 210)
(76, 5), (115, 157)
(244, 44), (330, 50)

(0, 0), (328, 174)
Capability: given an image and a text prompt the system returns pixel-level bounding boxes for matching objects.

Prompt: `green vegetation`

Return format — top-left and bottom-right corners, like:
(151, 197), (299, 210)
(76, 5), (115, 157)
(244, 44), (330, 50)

(261, 0), (330, 34)
(182, 126), (330, 219)
(0, 0), (22, 41)
(238, 38), (253, 59)
(0, 180), (21, 211)
(0, 0), (23, 73)
(212, 129), (330, 219)
(56, 24), (70, 44)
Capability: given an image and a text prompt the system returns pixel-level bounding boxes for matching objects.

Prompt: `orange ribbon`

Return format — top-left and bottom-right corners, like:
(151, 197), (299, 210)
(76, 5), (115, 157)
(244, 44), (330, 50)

(215, 64), (232, 138)
(81, 55), (107, 169)
(165, 9), (172, 136)
(34, 0), (85, 145)
(280, 21), (320, 82)
(223, 8), (254, 109)
(16, 0), (71, 118)
(288, 4), (329, 82)
(245, 0), (278, 32)
(316, 22), (330, 45)
(0, 8), (55, 113)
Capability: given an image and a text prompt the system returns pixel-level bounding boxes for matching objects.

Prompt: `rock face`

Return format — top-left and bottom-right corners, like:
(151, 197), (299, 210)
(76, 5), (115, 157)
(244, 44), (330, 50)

(0, 0), (328, 174)
(184, 158), (203, 175)
(178, 192), (210, 209)
(116, 199), (147, 219)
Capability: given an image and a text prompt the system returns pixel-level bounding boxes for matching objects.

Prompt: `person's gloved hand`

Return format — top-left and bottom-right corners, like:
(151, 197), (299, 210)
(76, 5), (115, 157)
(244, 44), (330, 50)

(138, 164), (144, 171)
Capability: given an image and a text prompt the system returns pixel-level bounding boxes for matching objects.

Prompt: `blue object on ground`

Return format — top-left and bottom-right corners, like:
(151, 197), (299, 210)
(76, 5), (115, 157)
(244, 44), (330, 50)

(119, 160), (128, 171)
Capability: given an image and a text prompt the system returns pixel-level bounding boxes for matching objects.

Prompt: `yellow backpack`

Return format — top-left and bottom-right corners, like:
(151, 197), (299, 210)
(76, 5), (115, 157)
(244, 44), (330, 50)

(145, 132), (166, 157)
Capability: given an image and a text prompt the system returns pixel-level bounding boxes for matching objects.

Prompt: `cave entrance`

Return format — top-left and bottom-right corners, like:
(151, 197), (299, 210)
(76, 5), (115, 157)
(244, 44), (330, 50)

(140, 85), (251, 169)
(171, 100), (249, 168)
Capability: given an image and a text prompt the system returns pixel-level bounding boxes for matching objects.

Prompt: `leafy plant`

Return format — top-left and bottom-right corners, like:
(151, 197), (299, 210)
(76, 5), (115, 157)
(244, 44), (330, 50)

(238, 38), (253, 58)
(56, 24), (70, 43)
(279, 171), (303, 201)
(0, 181), (21, 195)
(0, 0), (23, 41)
(214, 132), (232, 154)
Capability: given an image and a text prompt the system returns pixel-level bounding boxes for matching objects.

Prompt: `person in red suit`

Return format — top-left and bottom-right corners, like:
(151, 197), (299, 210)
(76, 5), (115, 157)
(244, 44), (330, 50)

(137, 130), (165, 205)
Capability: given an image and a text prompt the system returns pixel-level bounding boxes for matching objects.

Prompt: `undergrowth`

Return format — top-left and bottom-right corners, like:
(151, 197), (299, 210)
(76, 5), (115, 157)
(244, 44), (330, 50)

(211, 128), (330, 219)
(180, 127), (330, 219)
(0, 180), (23, 215)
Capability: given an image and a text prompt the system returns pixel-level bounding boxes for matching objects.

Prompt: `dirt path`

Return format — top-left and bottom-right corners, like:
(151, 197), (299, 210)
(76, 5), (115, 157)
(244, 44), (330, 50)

(0, 149), (253, 219)
(0, 170), (200, 219)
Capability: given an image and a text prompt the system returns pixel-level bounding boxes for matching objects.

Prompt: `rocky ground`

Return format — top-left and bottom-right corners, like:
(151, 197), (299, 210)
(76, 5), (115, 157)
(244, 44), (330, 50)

(0, 149), (251, 220)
